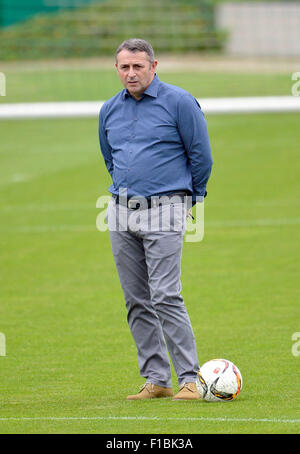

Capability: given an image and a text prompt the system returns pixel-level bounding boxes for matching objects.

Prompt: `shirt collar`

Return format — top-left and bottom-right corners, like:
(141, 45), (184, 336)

(122, 74), (159, 100)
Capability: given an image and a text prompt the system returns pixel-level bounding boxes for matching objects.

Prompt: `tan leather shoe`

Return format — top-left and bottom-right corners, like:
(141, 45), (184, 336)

(173, 382), (201, 400)
(126, 383), (174, 400)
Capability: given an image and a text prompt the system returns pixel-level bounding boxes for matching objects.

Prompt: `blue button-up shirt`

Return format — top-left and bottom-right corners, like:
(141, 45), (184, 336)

(99, 74), (213, 201)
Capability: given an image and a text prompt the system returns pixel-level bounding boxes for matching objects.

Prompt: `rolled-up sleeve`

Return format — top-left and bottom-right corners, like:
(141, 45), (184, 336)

(99, 104), (114, 178)
(177, 94), (213, 201)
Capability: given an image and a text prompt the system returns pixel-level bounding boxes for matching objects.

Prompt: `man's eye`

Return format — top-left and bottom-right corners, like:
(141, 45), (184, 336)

(120, 65), (143, 70)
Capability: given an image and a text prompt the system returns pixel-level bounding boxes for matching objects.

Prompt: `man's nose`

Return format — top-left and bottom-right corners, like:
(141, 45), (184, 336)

(128, 67), (136, 78)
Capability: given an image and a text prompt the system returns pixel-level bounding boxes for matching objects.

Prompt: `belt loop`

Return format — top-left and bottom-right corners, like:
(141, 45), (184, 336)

(151, 197), (158, 209)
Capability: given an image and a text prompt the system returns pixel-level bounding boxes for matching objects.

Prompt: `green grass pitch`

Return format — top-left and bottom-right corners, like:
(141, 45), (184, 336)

(0, 68), (300, 434)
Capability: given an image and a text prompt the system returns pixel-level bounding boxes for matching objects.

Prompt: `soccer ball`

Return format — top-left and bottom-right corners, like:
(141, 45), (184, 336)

(196, 358), (243, 402)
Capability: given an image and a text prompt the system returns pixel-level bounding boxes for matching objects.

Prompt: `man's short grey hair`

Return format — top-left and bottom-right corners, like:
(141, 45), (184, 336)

(115, 39), (155, 64)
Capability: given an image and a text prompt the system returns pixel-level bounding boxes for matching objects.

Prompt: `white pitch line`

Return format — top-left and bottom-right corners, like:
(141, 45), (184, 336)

(1, 96), (300, 119)
(0, 416), (299, 424)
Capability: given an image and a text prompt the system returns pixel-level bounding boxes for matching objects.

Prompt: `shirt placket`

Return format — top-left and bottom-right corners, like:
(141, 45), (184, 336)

(127, 98), (139, 187)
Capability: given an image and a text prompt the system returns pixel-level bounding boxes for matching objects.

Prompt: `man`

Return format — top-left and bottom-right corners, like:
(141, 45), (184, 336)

(99, 39), (213, 400)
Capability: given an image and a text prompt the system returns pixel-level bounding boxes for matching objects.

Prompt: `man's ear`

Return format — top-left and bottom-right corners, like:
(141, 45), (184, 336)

(152, 60), (158, 73)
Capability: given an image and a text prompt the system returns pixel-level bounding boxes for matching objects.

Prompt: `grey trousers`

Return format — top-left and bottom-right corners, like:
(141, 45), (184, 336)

(107, 198), (199, 387)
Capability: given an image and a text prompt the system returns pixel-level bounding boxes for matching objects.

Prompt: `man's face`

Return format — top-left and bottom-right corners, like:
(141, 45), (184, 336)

(115, 50), (158, 100)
